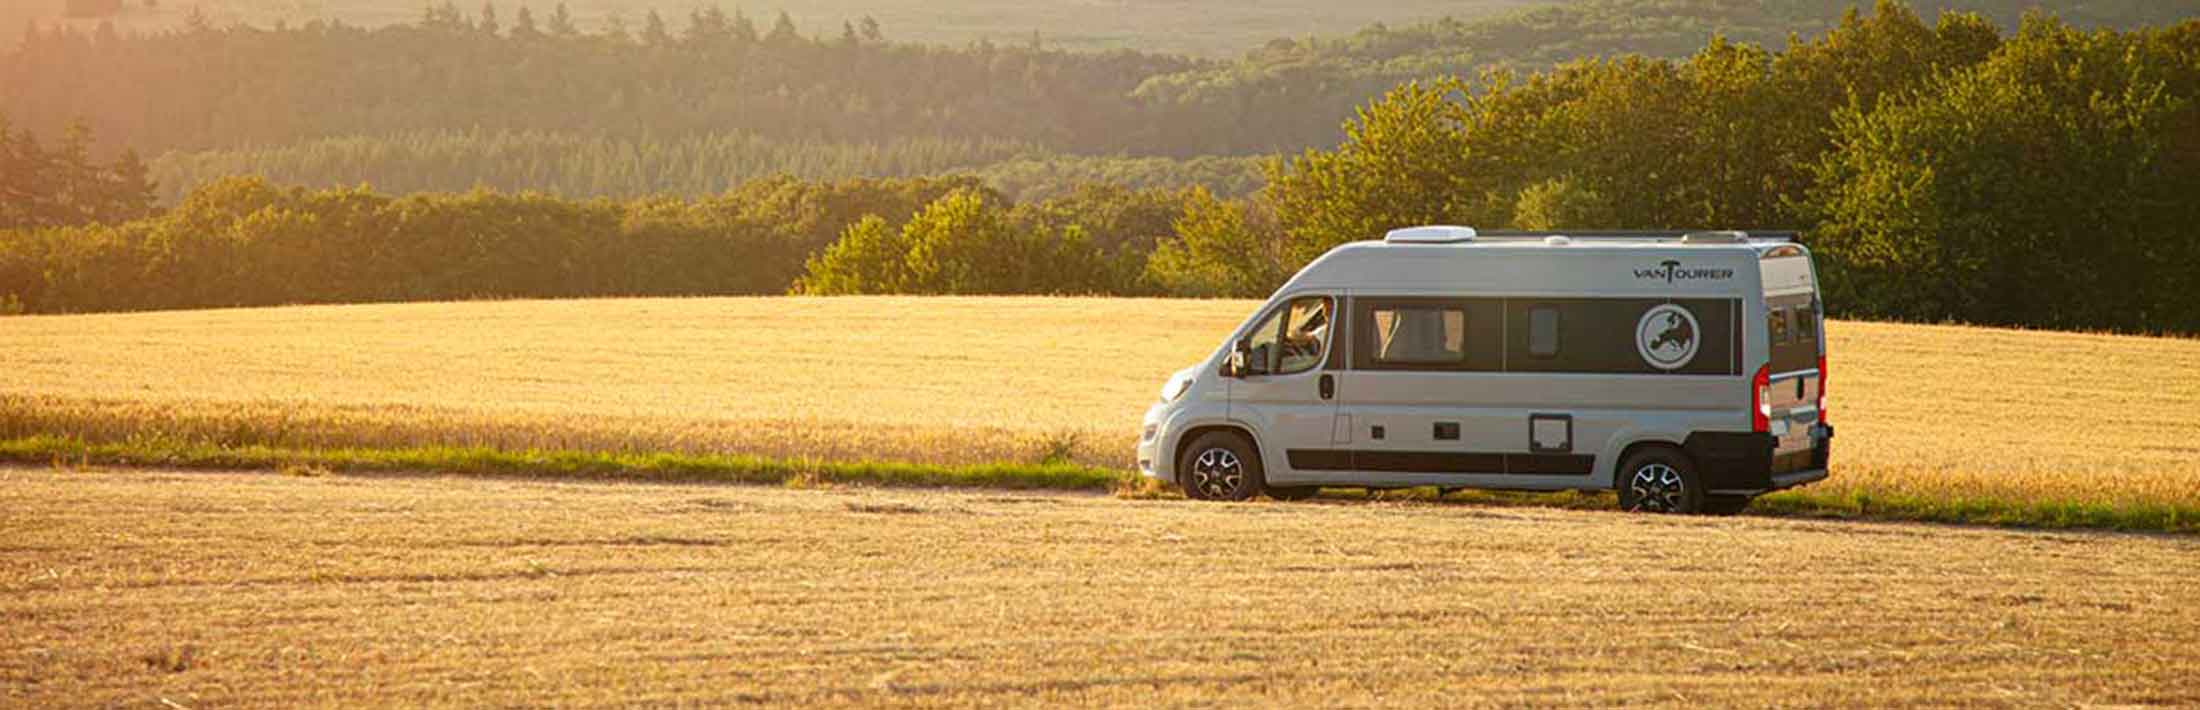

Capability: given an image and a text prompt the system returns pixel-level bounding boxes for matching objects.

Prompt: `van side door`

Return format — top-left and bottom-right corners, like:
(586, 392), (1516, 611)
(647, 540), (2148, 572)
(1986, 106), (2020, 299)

(1227, 294), (1345, 481)
(1326, 296), (1509, 485)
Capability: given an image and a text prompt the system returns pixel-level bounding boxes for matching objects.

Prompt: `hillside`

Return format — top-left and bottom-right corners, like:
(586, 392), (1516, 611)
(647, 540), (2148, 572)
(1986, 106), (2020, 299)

(7, 0), (2187, 171)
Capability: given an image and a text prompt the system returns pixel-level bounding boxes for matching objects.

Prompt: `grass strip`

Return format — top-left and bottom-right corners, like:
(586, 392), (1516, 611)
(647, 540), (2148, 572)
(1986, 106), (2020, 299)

(4, 434), (2194, 535)
(1752, 489), (2200, 535)
(0, 435), (1122, 491)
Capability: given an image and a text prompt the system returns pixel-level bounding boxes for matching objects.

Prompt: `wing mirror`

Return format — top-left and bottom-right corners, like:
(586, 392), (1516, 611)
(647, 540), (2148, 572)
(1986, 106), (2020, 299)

(1222, 338), (1250, 378)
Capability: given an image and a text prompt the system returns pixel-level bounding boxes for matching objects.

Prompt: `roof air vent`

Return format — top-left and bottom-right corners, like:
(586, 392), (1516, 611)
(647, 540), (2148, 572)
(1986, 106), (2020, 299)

(1680, 230), (1748, 244)
(1384, 225), (1478, 244)
(1543, 235), (1572, 246)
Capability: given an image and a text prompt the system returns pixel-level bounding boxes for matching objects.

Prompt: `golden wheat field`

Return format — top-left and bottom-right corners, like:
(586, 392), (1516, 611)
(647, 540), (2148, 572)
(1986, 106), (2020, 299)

(2, 296), (2199, 510)
(3, 467), (2196, 707)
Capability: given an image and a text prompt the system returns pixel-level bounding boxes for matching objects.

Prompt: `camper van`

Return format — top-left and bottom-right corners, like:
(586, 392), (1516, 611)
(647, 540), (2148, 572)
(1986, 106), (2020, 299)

(1136, 226), (1832, 514)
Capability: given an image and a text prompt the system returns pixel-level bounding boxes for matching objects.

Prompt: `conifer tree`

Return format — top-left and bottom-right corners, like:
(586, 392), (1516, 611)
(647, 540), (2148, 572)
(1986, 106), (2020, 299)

(640, 9), (668, 45)
(510, 4), (539, 38)
(548, 2), (575, 37)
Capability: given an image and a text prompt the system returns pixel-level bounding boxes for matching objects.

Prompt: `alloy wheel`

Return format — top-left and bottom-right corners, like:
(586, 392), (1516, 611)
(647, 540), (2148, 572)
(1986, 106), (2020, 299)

(1189, 447), (1244, 499)
(1628, 463), (1687, 513)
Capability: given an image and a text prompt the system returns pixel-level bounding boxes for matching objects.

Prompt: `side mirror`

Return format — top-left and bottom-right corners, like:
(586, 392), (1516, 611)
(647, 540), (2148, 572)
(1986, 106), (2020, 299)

(1222, 339), (1250, 378)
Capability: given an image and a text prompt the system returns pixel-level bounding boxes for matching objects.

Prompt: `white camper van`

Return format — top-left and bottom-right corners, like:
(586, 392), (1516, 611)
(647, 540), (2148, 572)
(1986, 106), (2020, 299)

(1137, 227), (1832, 514)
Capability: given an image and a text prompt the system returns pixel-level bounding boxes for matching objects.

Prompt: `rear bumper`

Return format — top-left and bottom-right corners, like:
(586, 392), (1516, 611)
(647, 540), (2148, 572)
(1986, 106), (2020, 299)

(1769, 466), (1830, 490)
(1691, 423), (1833, 496)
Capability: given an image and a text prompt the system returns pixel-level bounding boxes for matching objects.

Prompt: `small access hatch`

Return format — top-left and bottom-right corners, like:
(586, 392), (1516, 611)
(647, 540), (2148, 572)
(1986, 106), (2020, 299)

(1530, 414), (1573, 453)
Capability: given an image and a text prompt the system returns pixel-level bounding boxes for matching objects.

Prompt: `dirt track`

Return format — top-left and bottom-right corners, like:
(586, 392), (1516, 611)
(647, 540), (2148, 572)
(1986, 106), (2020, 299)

(3, 467), (2196, 707)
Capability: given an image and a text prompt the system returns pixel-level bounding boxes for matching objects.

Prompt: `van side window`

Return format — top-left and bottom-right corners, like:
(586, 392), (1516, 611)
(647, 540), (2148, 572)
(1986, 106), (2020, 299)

(1527, 306), (1560, 358)
(1244, 296), (1332, 375)
(1796, 305), (1818, 343)
(1371, 306), (1466, 365)
(1770, 307), (1792, 345)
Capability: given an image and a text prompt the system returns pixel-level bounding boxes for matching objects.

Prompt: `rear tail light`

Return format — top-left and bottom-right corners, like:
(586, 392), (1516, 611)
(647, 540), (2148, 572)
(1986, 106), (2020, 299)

(1751, 364), (1771, 433)
(1816, 355), (1829, 425)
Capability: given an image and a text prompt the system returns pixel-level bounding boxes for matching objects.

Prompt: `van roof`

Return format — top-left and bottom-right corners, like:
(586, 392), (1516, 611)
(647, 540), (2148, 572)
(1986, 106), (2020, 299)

(1281, 227), (1810, 295)
(1383, 227), (1798, 247)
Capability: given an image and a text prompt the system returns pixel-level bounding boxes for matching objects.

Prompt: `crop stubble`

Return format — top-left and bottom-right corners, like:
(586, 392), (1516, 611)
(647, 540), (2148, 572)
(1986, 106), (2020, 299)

(1, 468), (2196, 706)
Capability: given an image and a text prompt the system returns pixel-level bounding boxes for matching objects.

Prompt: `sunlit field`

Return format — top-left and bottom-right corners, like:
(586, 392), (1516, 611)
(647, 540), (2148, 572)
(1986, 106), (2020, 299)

(3, 296), (2197, 516)
(4, 468), (2196, 706)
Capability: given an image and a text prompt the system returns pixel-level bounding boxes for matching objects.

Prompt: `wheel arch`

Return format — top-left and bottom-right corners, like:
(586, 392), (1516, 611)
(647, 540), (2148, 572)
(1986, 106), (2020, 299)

(1173, 423), (1266, 476)
(1609, 438), (1690, 489)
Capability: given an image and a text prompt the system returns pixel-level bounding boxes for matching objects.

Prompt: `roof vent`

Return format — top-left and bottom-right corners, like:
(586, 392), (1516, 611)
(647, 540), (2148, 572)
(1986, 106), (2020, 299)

(1385, 225), (1478, 244)
(1543, 235), (1572, 246)
(1680, 230), (1748, 244)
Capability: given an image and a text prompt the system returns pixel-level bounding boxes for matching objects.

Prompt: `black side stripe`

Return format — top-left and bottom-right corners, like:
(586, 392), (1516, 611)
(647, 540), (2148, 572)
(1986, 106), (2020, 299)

(1286, 450), (1594, 476)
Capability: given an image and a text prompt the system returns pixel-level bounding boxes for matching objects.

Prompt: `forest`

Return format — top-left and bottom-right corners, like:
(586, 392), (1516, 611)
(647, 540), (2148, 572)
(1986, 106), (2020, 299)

(2, 1), (2197, 333)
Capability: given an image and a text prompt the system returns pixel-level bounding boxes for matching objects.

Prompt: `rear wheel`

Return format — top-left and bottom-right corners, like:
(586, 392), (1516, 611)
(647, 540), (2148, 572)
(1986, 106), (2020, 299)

(1178, 431), (1265, 502)
(1701, 495), (1753, 516)
(1616, 447), (1703, 514)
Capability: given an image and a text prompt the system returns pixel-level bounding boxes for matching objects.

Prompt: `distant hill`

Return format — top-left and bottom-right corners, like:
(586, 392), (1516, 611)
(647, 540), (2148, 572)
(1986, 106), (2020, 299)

(1, 0), (1537, 55)
(7, 0), (2190, 201)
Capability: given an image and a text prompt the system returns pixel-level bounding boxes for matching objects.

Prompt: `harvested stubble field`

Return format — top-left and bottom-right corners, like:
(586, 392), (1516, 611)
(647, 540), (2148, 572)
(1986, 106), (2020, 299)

(3, 467), (2197, 706)
(2, 296), (2198, 526)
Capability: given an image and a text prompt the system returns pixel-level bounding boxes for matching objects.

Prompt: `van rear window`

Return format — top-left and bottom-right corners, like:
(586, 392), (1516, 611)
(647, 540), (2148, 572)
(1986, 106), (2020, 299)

(1766, 294), (1817, 373)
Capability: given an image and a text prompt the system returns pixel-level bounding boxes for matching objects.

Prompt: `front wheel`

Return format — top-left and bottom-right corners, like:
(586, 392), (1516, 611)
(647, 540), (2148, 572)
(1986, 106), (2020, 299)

(1616, 448), (1703, 514)
(1178, 431), (1265, 502)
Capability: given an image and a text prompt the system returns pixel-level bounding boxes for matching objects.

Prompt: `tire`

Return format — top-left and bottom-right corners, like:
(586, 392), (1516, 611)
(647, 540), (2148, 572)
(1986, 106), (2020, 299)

(1701, 495), (1753, 516)
(1616, 447), (1704, 514)
(1178, 431), (1265, 502)
(1267, 486), (1321, 501)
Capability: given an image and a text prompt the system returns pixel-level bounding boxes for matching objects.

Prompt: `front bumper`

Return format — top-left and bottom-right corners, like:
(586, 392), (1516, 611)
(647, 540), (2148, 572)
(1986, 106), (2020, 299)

(1136, 402), (1168, 481)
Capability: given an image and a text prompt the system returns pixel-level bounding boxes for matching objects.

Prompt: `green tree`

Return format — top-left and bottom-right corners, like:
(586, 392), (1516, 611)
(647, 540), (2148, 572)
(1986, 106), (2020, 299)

(794, 216), (909, 295)
(1511, 175), (1617, 231)
(1265, 80), (1480, 266)
(1806, 15), (2200, 333)
(901, 189), (1030, 294)
(1145, 188), (1285, 298)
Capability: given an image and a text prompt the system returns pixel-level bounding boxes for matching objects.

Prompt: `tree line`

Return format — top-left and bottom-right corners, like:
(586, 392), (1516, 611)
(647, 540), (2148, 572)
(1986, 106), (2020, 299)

(145, 129), (1267, 205)
(0, 171), (1205, 314)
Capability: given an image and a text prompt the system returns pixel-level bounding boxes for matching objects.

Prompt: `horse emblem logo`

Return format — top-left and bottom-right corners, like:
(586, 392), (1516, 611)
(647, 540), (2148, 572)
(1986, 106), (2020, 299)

(1635, 304), (1700, 370)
